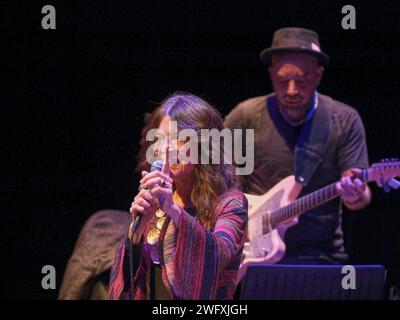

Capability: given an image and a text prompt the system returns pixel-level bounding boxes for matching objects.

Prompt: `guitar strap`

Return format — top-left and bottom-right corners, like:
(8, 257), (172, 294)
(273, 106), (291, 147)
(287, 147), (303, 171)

(294, 93), (331, 187)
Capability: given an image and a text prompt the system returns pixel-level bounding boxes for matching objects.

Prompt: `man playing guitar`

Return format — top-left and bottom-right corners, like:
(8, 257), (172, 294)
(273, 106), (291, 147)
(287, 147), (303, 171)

(225, 27), (371, 268)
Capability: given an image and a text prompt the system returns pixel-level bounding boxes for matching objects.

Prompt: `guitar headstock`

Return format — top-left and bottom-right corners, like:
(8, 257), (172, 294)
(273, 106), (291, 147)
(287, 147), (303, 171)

(366, 158), (400, 189)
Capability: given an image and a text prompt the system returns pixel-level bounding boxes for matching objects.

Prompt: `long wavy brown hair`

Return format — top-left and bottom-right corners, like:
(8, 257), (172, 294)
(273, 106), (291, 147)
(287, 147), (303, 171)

(136, 92), (238, 229)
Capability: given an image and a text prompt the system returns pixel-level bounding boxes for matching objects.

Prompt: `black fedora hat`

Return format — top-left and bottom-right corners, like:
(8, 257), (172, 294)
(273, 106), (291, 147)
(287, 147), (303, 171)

(260, 27), (329, 66)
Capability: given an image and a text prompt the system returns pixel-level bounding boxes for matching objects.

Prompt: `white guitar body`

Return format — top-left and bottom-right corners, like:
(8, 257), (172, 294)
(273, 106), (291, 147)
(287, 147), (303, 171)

(237, 175), (302, 284)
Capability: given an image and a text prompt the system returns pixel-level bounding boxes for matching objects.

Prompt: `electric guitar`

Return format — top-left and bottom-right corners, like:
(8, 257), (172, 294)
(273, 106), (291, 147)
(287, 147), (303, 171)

(237, 159), (400, 284)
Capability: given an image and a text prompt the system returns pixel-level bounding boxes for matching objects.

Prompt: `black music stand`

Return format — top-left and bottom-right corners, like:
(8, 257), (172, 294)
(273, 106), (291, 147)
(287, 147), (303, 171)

(239, 264), (386, 300)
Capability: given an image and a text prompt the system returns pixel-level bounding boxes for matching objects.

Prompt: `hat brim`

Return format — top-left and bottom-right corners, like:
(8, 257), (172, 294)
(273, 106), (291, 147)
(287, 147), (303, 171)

(260, 47), (330, 66)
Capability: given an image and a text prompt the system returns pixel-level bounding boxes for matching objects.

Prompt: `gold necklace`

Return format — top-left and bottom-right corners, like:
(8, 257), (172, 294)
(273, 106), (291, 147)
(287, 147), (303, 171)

(147, 208), (167, 264)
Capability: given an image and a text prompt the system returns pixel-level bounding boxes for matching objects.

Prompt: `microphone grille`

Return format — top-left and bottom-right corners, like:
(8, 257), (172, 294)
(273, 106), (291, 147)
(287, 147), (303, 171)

(150, 160), (163, 172)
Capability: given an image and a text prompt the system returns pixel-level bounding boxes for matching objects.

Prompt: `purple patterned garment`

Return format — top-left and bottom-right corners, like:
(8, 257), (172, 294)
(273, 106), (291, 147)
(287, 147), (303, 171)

(108, 188), (248, 300)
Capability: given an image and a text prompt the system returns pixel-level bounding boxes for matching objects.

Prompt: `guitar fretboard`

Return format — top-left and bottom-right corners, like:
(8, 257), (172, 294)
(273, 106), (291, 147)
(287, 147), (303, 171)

(260, 161), (400, 234)
(266, 182), (339, 230)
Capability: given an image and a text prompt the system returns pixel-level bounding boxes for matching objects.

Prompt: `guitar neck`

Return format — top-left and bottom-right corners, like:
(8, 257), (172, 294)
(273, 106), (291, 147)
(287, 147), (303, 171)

(265, 159), (400, 228)
(270, 182), (339, 226)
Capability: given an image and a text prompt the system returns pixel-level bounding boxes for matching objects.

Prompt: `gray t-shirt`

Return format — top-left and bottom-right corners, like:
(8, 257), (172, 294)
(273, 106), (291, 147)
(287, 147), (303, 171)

(225, 93), (369, 263)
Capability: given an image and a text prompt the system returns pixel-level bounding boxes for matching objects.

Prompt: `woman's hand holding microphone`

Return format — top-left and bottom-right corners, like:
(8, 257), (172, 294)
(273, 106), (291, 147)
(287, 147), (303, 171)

(129, 143), (178, 243)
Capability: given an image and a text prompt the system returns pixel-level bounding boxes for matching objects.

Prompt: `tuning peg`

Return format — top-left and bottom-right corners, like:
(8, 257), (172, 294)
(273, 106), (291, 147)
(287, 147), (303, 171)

(380, 158), (399, 163)
(383, 178), (400, 193)
(388, 178), (400, 190)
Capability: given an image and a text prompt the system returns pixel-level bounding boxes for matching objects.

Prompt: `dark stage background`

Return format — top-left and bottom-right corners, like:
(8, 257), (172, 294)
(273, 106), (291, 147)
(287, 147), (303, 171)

(2, 0), (400, 299)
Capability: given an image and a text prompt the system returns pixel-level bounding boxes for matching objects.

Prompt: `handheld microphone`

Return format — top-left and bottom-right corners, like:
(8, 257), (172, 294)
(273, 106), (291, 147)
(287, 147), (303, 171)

(132, 160), (164, 231)
(150, 159), (163, 173)
(129, 160), (163, 299)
